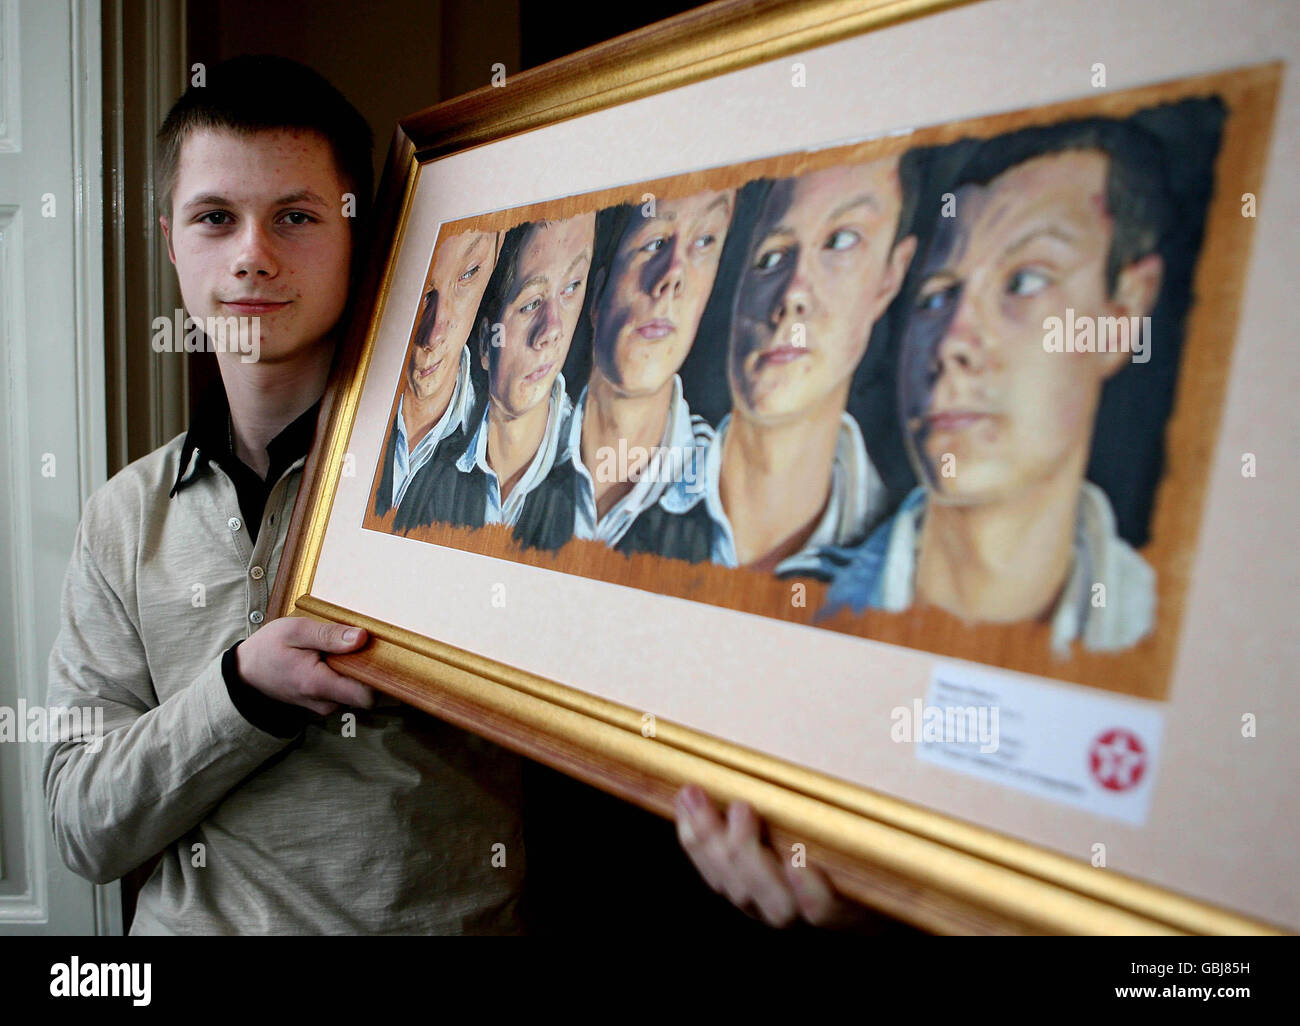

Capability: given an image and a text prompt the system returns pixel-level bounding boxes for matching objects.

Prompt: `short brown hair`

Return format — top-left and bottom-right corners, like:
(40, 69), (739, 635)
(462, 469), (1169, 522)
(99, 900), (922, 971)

(156, 54), (373, 228)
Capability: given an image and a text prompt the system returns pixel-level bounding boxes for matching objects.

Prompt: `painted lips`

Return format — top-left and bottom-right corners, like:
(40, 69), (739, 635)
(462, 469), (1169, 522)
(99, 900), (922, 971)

(635, 319), (675, 340)
(926, 411), (992, 432)
(755, 344), (809, 368)
(415, 356), (444, 379)
(523, 361), (554, 384)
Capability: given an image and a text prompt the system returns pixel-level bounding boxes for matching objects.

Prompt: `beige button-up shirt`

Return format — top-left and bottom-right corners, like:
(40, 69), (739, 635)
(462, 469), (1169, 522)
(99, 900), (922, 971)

(43, 425), (525, 934)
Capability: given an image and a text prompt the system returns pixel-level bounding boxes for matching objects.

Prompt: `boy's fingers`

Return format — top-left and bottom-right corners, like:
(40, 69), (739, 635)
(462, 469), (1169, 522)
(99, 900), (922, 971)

(675, 787), (728, 893)
(725, 802), (797, 927)
(287, 618), (366, 653)
(307, 662), (375, 708)
(782, 861), (837, 924)
(319, 624), (367, 652)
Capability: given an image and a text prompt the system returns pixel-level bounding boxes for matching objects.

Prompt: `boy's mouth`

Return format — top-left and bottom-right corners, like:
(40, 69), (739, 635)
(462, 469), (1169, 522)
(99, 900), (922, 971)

(222, 299), (290, 315)
(523, 361), (554, 384)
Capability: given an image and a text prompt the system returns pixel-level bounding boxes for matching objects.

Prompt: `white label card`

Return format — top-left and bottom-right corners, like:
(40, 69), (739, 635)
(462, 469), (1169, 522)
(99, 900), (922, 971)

(910, 660), (1165, 825)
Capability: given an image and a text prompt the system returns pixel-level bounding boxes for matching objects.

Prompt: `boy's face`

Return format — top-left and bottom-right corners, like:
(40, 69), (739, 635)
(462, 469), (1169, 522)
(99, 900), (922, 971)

(729, 158), (914, 424)
(900, 151), (1159, 504)
(407, 230), (497, 402)
(591, 189), (734, 398)
(483, 214), (595, 419)
(161, 127), (353, 366)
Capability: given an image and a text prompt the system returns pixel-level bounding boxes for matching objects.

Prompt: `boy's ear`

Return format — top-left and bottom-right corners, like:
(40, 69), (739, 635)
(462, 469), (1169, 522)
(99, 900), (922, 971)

(870, 233), (917, 322)
(1113, 252), (1163, 320)
(160, 214), (177, 266)
(1098, 252), (1163, 379)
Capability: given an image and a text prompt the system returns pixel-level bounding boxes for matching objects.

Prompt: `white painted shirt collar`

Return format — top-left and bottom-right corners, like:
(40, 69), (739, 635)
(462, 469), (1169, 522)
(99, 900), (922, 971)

(564, 374), (713, 545)
(703, 410), (885, 574)
(876, 481), (1154, 653)
(391, 345), (476, 509)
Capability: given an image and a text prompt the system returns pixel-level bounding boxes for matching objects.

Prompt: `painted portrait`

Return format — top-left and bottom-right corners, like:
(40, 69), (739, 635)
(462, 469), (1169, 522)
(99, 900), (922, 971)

(363, 73), (1258, 701)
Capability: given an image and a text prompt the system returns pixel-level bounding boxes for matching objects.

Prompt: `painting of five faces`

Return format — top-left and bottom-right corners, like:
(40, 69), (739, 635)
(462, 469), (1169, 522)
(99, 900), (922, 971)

(364, 70), (1268, 698)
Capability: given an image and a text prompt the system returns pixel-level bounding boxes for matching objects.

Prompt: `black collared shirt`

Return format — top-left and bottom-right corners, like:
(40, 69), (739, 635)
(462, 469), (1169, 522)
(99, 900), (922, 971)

(171, 383), (321, 545)
(170, 381), (322, 737)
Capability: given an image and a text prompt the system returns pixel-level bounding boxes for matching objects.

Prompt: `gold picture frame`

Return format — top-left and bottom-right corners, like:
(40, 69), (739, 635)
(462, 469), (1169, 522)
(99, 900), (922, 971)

(271, 0), (1290, 934)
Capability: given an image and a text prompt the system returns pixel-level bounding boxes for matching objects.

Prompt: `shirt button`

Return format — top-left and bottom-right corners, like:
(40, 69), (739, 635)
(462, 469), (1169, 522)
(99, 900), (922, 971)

(228, 516), (242, 532)
(249, 610), (264, 625)
(249, 566), (265, 580)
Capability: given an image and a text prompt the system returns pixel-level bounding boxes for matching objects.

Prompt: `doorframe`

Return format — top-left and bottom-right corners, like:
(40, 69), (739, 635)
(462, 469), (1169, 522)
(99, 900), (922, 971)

(102, 0), (188, 478)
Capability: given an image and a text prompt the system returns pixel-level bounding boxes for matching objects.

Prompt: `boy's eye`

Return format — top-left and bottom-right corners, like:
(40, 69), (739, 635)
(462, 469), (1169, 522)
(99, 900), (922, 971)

(1007, 268), (1051, 297)
(198, 211), (233, 226)
(281, 211), (316, 226)
(825, 228), (861, 252)
(458, 263), (481, 284)
(916, 282), (957, 313)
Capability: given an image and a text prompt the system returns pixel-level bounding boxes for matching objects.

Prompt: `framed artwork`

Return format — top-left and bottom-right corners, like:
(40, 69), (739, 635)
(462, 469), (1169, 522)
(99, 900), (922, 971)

(271, 0), (1298, 933)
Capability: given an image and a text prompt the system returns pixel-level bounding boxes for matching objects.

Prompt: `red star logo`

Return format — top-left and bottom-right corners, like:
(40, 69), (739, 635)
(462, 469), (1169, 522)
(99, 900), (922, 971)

(1088, 728), (1147, 792)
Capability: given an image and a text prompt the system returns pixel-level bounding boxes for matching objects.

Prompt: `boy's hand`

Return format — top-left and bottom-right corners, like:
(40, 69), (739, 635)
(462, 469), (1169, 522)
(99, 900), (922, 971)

(674, 784), (866, 929)
(235, 619), (375, 716)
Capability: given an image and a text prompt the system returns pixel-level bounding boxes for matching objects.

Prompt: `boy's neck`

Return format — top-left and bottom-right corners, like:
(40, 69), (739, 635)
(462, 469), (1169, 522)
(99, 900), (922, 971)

(719, 389), (845, 568)
(219, 343), (334, 480)
(488, 395), (552, 502)
(581, 370), (673, 517)
(915, 453), (1085, 624)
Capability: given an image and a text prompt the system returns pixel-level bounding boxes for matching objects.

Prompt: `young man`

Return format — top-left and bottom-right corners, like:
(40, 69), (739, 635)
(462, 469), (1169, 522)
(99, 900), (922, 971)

(44, 56), (856, 935)
(373, 229), (498, 518)
(43, 56), (527, 934)
(695, 158), (917, 575)
(561, 189), (733, 551)
(819, 121), (1166, 654)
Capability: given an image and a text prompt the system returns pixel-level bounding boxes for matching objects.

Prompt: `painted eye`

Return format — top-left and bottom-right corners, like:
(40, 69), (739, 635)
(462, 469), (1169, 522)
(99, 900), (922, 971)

(562, 279), (581, 297)
(693, 232), (717, 251)
(754, 248), (786, 271)
(916, 284), (955, 313)
(640, 236), (667, 254)
(825, 228), (861, 251)
(519, 296), (542, 314)
(458, 263), (481, 283)
(1007, 268), (1051, 296)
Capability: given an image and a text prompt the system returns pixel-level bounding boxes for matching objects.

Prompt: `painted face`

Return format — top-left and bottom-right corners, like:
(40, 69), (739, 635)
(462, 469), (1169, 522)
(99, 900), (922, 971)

(899, 151), (1134, 504)
(163, 127), (353, 365)
(407, 230), (496, 401)
(729, 158), (909, 423)
(591, 189), (734, 396)
(484, 213), (595, 419)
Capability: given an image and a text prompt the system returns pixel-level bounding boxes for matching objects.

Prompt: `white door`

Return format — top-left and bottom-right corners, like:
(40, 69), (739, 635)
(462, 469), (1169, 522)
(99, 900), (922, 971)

(0, 0), (116, 935)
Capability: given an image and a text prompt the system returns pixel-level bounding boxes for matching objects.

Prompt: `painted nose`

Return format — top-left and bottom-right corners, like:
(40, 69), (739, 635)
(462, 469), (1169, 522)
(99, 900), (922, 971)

(933, 289), (987, 378)
(651, 240), (685, 301)
(532, 297), (562, 349)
